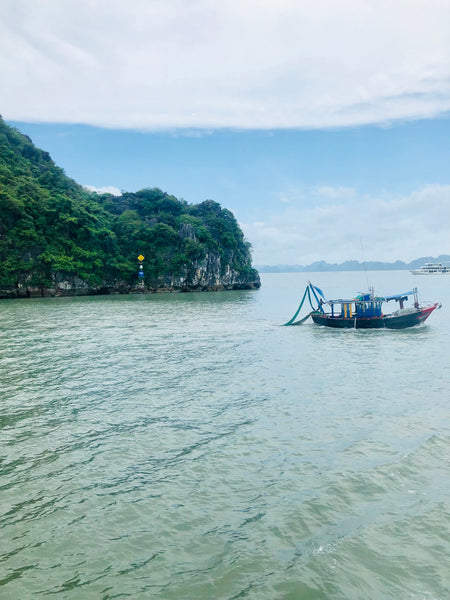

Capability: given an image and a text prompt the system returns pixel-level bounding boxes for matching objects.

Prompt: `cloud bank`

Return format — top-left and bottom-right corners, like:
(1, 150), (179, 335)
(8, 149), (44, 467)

(242, 184), (450, 265)
(1, 0), (450, 129)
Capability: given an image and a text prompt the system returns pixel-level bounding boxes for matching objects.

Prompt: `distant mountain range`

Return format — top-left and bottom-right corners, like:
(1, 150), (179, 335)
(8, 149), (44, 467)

(256, 256), (450, 273)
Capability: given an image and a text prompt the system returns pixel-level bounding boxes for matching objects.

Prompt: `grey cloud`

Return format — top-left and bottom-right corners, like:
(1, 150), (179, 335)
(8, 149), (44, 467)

(1, 0), (450, 129)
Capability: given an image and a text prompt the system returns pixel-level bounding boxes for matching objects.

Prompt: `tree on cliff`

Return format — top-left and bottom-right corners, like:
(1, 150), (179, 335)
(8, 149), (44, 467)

(0, 116), (260, 296)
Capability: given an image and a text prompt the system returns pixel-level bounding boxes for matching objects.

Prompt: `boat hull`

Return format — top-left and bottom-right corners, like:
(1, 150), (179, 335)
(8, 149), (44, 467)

(410, 271), (450, 275)
(311, 304), (438, 329)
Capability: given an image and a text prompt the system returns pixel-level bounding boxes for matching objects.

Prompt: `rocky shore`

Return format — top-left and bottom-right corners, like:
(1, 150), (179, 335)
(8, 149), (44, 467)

(0, 251), (261, 299)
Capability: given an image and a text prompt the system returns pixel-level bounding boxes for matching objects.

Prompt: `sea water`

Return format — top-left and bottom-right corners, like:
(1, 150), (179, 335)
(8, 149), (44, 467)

(1, 271), (449, 599)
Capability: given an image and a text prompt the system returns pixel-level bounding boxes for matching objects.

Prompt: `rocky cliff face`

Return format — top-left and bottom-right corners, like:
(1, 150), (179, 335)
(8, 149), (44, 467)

(0, 252), (260, 298)
(148, 250), (261, 292)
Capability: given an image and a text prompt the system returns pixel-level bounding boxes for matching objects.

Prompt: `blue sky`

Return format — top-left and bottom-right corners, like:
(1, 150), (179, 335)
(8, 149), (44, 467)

(2, 1), (450, 265)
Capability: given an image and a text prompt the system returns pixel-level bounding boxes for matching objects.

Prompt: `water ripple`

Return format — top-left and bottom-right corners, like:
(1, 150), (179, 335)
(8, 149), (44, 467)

(1, 275), (449, 599)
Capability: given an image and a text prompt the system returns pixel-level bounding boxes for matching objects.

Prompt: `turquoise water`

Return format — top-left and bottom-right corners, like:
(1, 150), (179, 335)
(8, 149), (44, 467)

(1, 272), (449, 599)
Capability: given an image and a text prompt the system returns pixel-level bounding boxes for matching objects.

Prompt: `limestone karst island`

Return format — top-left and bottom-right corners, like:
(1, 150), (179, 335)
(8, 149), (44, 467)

(0, 117), (260, 298)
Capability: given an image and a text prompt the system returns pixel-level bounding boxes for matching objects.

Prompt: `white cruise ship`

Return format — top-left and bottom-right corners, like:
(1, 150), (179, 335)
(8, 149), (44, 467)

(410, 262), (450, 275)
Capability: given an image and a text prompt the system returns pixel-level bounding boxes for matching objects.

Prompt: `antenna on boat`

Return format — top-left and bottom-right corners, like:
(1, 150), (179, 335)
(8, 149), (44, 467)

(360, 237), (370, 289)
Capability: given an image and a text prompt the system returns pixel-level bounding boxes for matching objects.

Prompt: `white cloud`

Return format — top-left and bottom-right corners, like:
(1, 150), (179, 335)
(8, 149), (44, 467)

(242, 184), (450, 265)
(83, 185), (122, 196)
(1, 0), (450, 129)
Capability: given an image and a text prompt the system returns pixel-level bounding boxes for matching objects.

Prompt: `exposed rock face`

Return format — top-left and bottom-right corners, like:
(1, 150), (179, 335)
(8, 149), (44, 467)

(0, 252), (260, 298)
(148, 251), (261, 292)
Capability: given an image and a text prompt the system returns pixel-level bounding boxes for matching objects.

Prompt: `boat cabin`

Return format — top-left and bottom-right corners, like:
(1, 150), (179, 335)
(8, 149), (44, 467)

(325, 291), (414, 319)
(327, 294), (382, 318)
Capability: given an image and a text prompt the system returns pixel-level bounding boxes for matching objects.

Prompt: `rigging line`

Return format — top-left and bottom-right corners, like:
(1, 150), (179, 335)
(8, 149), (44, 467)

(360, 236), (370, 290)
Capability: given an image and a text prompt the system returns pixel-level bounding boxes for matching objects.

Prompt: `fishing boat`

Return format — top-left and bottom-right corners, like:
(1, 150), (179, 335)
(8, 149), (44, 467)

(284, 282), (441, 329)
(410, 262), (450, 275)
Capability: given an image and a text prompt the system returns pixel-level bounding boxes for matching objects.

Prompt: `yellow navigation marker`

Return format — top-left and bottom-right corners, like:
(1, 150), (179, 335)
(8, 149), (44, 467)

(137, 255), (144, 262)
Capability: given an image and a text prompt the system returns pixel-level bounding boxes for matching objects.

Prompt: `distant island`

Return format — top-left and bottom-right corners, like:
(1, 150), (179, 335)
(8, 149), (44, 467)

(0, 116), (260, 298)
(257, 256), (450, 273)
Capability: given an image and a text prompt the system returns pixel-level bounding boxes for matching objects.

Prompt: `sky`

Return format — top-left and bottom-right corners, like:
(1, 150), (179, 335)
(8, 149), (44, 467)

(2, 0), (450, 265)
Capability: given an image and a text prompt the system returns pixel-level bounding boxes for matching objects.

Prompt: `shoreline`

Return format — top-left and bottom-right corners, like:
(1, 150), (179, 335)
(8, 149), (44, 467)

(0, 282), (261, 300)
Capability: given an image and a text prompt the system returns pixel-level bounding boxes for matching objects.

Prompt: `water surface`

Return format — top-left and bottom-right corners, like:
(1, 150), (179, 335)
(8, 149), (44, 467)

(1, 271), (449, 599)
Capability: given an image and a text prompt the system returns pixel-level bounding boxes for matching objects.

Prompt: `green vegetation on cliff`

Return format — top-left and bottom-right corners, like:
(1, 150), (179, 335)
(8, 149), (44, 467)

(0, 116), (259, 295)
